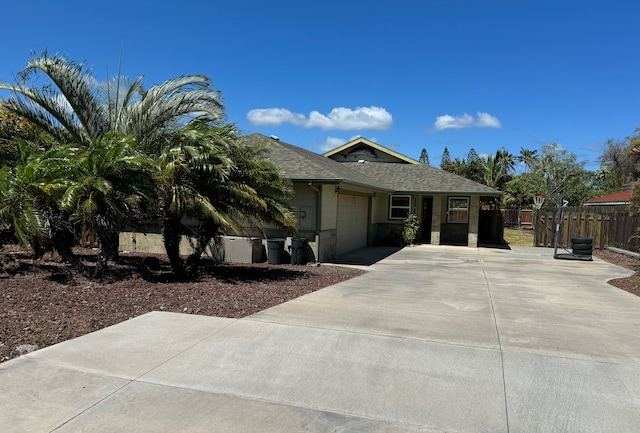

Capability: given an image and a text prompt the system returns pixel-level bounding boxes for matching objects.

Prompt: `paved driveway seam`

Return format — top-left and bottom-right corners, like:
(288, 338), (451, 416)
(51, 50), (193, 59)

(478, 249), (511, 433)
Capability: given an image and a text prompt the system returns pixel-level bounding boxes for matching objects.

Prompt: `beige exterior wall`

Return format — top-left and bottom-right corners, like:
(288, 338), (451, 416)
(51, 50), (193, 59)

(431, 194), (443, 245)
(290, 184), (317, 232)
(119, 232), (202, 256)
(467, 195), (480, 247)
(371, 193), (390, 223)
(320, 184), (338, 230)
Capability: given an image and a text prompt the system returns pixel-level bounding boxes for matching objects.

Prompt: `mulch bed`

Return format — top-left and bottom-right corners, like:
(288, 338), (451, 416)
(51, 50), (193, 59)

(592, 248), (640, 296)
(0, 247), (364, 363)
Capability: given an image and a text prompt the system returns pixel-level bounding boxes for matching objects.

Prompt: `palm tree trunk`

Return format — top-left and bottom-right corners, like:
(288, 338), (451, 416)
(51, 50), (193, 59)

(93, 227), (119, 278)
(184, 221), (219, 277)
(163, 213), (184, 276)
(48, 212), (85, 274)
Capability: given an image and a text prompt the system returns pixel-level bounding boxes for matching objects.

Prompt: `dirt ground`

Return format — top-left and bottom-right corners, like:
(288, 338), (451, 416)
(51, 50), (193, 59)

(1, 246), (638, 364)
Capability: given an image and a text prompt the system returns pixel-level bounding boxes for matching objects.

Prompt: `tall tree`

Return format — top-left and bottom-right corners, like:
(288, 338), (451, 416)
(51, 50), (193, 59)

(465, 148), (482, 183)
(598, 135), (640, 192)
(502, 172), (546, 208)
(532, 142), (590, 207)
(496, 147), (516, 174)
(518, 147), (539, 173)
(440, 147), (456, 173)
(419, 148), (430, 165)
(480, 153), (509, 189)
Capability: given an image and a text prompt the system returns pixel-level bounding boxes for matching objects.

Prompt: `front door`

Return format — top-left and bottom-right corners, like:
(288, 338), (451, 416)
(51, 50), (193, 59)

(421, 197), (433, 243)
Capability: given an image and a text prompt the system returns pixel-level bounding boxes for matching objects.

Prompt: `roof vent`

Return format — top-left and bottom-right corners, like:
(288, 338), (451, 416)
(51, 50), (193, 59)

(270, 135), (280, 141)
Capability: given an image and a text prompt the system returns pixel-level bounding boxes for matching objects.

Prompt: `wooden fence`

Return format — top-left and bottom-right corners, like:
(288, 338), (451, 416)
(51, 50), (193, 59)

(502, 208), (533, 229)
(533, 205), (640, 252)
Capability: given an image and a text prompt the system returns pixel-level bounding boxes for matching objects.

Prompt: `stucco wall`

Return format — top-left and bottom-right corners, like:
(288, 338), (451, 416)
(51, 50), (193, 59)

(468, 196), (480, 247)
(290, 184), (317, 232)
(320, 184), (338, 230)
(431, 195), (443, 245)
(119, 232), (203, 256)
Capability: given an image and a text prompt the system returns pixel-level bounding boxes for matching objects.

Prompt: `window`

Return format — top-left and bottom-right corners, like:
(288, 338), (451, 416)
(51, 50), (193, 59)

(389, 195), (411, 219)
(448, 197), (469, 223)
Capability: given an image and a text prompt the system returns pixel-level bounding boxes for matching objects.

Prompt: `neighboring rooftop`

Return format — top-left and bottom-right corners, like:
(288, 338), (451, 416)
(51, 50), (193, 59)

(584, 181), (638, 206)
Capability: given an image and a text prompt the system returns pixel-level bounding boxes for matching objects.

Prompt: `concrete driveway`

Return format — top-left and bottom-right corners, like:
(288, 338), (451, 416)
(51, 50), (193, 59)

(1, 245), (640, 432)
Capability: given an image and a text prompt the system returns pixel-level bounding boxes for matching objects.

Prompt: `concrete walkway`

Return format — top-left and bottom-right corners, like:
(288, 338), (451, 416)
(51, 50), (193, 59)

(2, 245), (640, 432)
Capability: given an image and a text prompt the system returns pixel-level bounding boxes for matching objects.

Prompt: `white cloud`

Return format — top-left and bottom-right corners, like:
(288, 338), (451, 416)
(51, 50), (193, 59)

(247, 106), (393, 131)
(246, 108), (306, 127)
(319, 136), (348, 152)
(476, 112), (501, 128)
(433, 112), (502, 131)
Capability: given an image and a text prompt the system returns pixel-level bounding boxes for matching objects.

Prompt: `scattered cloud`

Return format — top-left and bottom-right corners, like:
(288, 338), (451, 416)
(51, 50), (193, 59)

(432, 112), (502, 131)
(318, 134), (368, 152)
(319, 136), (348, 152)
(247, 106), (393, 131)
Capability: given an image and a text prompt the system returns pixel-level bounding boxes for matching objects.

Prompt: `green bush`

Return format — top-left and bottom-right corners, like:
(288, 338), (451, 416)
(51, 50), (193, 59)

(402, 214), (420, 245)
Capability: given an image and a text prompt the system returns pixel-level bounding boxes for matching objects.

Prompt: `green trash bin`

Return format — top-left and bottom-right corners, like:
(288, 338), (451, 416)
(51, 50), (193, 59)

(267, 238), (285, 264)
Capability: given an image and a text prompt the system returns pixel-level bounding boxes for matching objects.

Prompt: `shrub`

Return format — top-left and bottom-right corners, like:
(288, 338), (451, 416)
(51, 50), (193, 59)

(402, 214), (420, 246)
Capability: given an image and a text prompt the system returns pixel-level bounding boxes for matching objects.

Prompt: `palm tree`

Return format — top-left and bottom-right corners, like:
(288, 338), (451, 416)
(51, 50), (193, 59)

(496, 147), (516, 174)
(0, 141), (47, 253)
(0, 52), (224, 269)
(183, 133), (296, 275)
(156, 120), (234, 275)
(481, 153), (510, 189)
(59, 134), (155, 276)
(0, 52), (224, 147)
(0, 140), (83, 267)
(518, 147), (539, 172)
(157, 120), (296, 276)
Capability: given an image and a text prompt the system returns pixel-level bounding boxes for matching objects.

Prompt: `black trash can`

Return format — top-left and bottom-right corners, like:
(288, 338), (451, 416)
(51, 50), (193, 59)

(290, 237), (308, 265)
(267, 238), (285, 264)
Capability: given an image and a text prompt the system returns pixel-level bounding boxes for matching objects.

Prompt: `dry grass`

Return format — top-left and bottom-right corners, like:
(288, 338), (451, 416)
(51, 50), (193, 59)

(503, 228), (534, 247)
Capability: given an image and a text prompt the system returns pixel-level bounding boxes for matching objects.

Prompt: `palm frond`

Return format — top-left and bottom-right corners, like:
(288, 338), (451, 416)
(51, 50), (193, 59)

(23, 53), (107, 140)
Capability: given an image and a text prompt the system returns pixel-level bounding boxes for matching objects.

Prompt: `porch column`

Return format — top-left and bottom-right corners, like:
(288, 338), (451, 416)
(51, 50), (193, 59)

(468, 196), (480, 247)
(430, 195), (442, 245)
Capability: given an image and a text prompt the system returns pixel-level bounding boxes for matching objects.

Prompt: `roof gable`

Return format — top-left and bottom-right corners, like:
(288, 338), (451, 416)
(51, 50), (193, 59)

(322, 137), (420, 165)
(242, 134), (391, 191)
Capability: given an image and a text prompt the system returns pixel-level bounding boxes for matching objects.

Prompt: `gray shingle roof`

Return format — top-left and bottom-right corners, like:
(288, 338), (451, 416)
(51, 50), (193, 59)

(244, 134), (390, 190)
(350, 162), (501, 195)
(245, 133), (500, 196)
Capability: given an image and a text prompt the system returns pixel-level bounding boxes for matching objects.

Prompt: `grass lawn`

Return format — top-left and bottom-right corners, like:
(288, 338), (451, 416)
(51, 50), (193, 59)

(503, 228), (534, 247)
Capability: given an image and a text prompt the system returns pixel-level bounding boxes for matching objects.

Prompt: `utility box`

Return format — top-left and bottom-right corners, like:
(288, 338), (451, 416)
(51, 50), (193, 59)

(222, 236), (263, 263)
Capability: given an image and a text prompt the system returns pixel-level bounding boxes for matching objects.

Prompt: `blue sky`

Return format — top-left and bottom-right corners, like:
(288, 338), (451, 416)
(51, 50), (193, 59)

(1, 0), (638, 171)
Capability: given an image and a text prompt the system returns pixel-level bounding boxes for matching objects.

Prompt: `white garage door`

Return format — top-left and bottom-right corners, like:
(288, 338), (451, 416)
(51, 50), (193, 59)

(336, 194), (369, 254)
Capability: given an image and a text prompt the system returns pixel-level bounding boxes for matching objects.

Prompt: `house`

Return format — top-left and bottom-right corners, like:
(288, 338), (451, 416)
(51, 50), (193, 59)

(584, 182), (638, 206)
(242, 134), (502, 261)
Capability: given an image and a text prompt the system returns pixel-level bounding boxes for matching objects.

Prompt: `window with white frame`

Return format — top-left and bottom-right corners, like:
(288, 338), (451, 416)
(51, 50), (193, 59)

(389, 195), (411, 219)
(447, 197), (469, 223)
